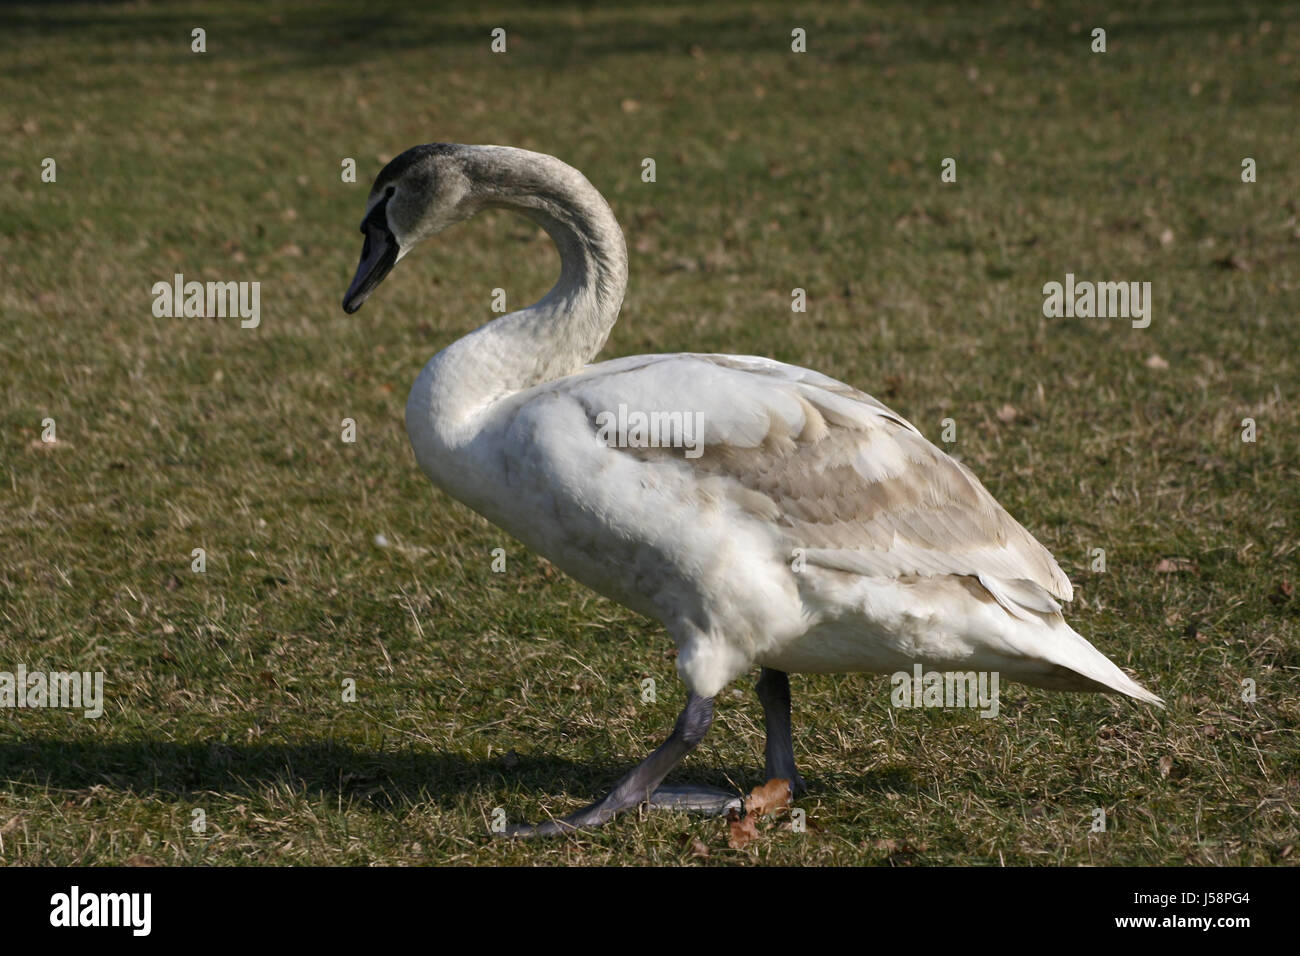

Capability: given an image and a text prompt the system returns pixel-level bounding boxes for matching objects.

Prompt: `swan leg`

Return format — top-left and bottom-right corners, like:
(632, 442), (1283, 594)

(756, 668), (807, 795)
(505, 693), (723, 838)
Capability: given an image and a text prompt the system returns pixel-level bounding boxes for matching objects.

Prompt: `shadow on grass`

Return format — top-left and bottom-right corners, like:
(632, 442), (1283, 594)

(0, 737), (776, 812)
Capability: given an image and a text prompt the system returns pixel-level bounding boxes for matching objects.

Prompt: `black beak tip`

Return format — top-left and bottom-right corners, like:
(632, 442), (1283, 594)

(342, 214), (398, 316)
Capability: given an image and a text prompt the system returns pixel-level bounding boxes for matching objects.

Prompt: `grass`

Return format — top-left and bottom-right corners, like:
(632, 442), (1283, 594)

(0, 0), (1296, 865)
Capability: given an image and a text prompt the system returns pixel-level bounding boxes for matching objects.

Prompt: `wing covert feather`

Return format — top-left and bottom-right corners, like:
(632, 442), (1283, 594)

(556, 353), (1074, 606)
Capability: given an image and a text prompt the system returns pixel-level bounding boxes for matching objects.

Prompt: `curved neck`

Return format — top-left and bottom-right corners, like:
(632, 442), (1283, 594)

(423, 147), (628, 420)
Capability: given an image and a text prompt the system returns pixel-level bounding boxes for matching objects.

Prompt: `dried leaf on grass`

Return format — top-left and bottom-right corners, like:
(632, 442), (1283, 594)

(727, 778), (792, 849)
(744, 778), (793, 816)
(726, 810), (759, 850)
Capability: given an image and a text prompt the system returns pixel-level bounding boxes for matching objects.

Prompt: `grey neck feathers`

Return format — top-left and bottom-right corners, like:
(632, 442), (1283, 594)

(454, 146), (628, 392)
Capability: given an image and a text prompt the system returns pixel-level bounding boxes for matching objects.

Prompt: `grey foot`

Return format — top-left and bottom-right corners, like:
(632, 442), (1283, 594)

(498, 693), (718, 839)
(501, 784), (741, 838)
(647, 783), (742, 816)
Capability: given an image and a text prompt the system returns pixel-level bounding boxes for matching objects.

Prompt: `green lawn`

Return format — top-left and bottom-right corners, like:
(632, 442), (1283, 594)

(0, 0), (1296, 865)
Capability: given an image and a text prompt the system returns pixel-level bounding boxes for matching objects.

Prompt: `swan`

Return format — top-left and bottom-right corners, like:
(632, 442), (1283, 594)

(342, 144), (1163, 838)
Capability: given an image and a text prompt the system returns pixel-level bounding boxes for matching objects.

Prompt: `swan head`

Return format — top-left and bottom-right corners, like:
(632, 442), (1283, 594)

(343, 144), (474, 314)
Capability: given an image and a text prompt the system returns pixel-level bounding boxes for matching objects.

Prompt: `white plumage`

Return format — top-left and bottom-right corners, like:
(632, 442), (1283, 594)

(409, 347), (1159, 705)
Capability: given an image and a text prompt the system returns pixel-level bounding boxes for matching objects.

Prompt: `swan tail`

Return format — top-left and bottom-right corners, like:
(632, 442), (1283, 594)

(1015, 617), (1165, 707)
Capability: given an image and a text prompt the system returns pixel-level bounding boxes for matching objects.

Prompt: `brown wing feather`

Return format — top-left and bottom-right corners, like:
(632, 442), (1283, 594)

(609, 355), (1074, 603)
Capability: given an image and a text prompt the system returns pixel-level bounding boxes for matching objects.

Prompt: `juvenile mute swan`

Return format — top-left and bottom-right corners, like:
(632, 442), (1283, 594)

(343, 144), (1162, 837)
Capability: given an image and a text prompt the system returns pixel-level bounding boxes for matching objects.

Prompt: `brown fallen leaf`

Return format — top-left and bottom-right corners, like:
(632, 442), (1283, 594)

(1157, 756), (1173, 778)
(744, 778), (792, 818)
(0, 815), (21, 834)
(125, 854), (160, 867)
(995, 403), (1019, 424)
(727, 778), (793, 849)
(1155, 558), (1197, 573)
(689, 838), (710, 859)
(726, 807), (760, 850)
(1144, 354), (1170, 370)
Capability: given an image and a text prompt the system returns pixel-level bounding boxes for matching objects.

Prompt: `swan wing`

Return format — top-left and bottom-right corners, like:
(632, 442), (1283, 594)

(551, 352), (1074, 616)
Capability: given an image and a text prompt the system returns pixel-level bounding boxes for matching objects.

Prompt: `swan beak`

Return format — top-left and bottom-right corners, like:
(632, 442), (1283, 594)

(343, 211), (399, 314)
